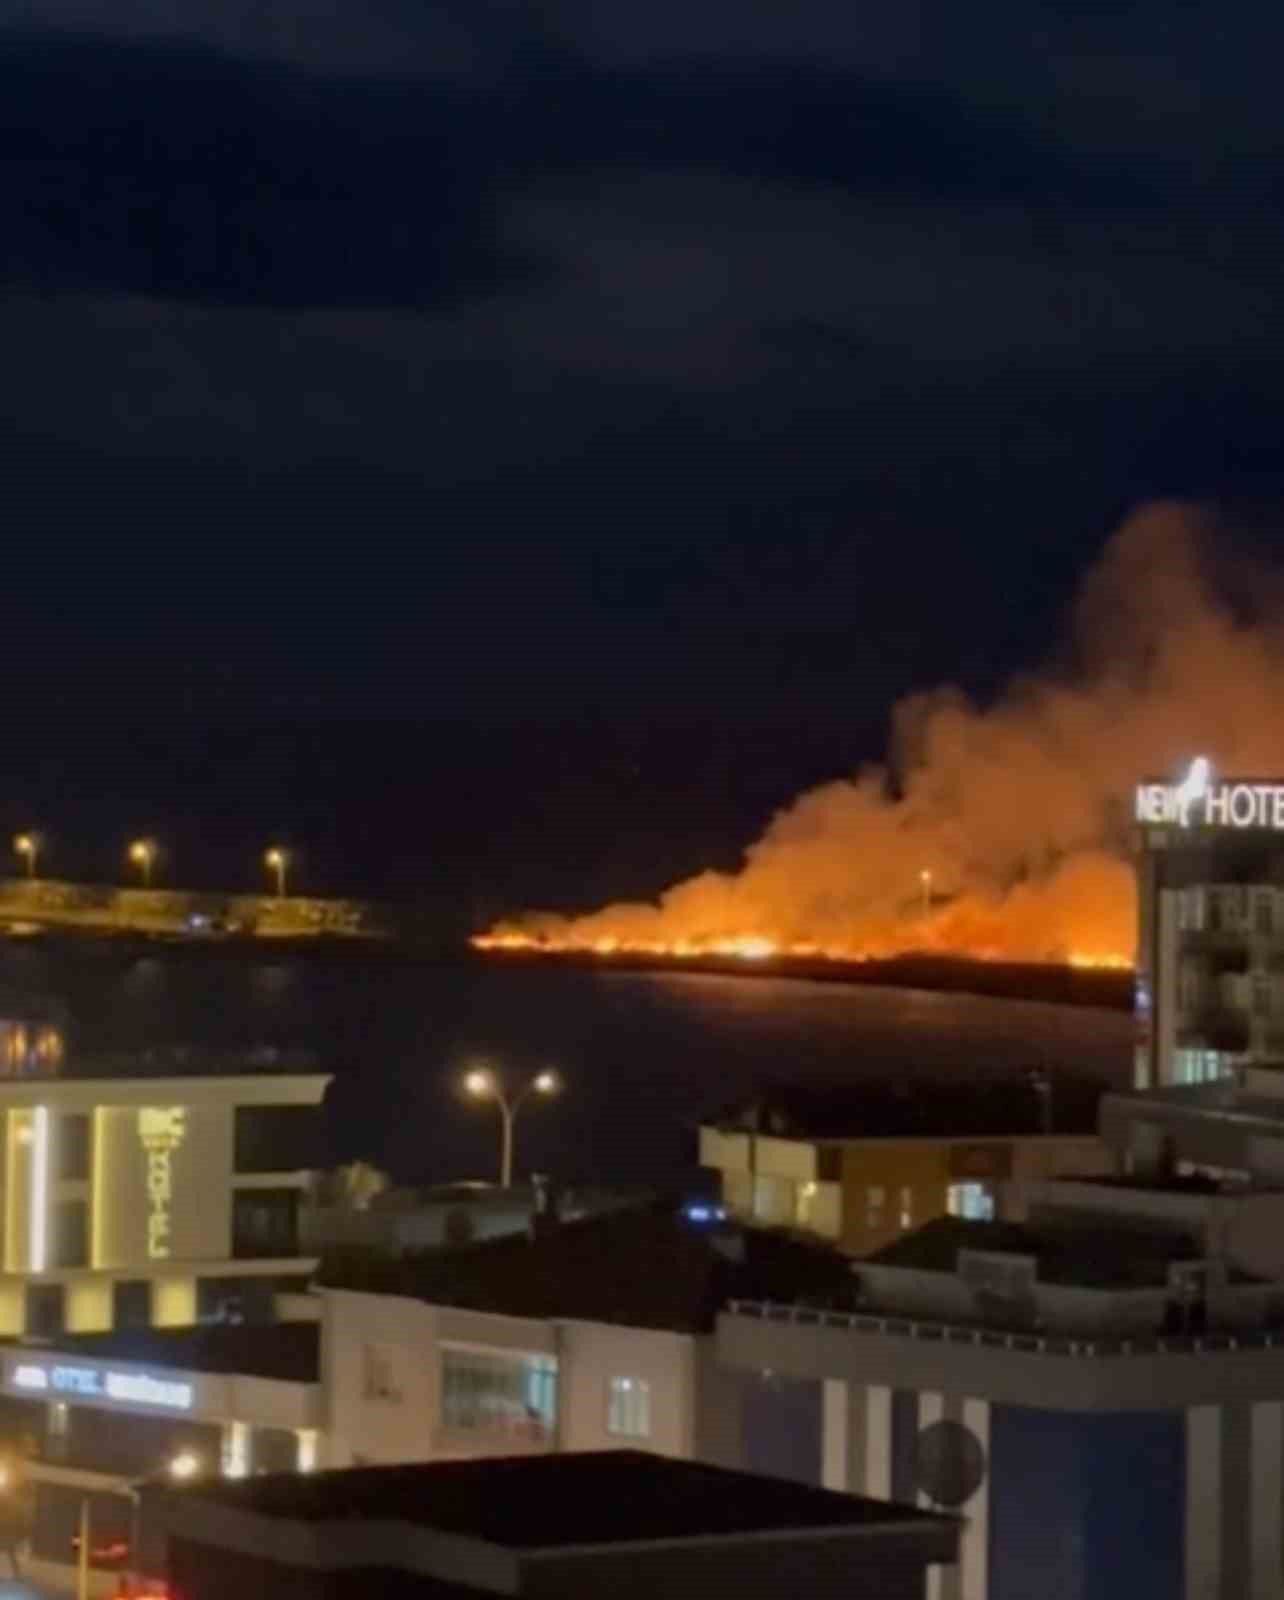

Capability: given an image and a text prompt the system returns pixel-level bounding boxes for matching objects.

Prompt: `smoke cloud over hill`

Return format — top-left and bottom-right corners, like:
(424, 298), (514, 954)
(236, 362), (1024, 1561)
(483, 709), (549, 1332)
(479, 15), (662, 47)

(482, 502), (1284, 966)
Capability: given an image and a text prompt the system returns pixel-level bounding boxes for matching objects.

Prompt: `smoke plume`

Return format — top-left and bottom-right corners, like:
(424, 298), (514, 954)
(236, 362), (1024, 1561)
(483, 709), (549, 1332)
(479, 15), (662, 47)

(483, 502), (1284, 965)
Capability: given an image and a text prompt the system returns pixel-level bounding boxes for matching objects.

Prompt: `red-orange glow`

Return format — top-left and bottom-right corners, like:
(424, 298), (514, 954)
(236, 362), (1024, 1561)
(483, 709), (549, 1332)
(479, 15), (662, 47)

(471, 504), (1284, 979)
(471, 930), (1133, 969)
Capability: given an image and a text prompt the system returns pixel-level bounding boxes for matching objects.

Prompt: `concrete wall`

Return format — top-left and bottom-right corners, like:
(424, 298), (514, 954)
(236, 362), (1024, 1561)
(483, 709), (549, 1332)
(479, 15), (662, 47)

(718, 1309), (1284, 1412)
(323, 1290), (439, 1466)
(521, 1535), (954, 1600)
(556, 1320), (694, 1458)
(322, 1291), (715, 1474)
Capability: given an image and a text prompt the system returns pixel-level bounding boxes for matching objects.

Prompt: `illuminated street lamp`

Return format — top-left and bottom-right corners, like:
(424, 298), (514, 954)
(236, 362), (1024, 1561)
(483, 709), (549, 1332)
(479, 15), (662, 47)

(168, 1451), (201, 1482)
(463, 1066), (561, 1189)
(264, 847), (289, 898)
(129, 839), (156, 888)
(920, 868), (932, 919)
(12, 834), (38, 879)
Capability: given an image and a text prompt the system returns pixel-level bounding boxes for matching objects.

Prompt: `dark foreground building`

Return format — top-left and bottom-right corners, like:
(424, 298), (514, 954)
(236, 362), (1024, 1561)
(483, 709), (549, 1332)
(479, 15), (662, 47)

(150, 1449), (958, 1600)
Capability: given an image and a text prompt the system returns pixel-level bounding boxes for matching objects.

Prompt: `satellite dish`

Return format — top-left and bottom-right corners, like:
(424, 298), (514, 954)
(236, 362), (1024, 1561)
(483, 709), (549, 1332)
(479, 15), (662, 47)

(914, 1420), (986, 1509)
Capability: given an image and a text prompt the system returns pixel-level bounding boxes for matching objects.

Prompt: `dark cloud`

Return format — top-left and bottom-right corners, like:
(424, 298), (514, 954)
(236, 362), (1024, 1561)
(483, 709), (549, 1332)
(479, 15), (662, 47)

(0, 3), (1279, 741)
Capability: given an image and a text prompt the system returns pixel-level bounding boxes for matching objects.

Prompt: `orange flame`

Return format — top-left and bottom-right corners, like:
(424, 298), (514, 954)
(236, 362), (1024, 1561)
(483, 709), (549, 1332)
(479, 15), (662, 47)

(476, 503), (1284, 975)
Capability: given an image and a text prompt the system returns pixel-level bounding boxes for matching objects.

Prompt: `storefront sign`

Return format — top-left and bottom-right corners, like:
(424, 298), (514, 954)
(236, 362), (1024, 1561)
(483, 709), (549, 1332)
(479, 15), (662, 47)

(1135, 760), (1284, 830)
(10, 1359), (193, 1411)
(138, 1106), (188, 1260)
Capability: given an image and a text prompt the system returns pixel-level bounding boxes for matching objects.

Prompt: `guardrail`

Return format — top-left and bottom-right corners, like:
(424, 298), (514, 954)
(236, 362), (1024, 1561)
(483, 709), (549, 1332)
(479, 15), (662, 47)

(724, 1299), (1284, 1359)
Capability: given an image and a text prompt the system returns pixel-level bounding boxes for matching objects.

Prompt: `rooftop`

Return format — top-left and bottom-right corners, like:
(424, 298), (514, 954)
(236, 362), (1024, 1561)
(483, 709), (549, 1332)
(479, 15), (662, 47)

(184, 1450), (947, 1548)
(705, 1076), (1105, 1142)
(867, 1215), (1217, 1290)
(320, 1204), (859, 1332)
(57, 1046), (321, 1080)
(12, 1320), (320, 1383)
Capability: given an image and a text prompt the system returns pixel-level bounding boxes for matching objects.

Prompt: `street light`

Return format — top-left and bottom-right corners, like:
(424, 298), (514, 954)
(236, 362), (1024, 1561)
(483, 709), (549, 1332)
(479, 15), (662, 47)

(920, 869), (932, 919)
(12, 835), (37, 880)
(463, 1066), (561, 1189)
(167, 1451), (201, 1482)
(264, 847), (289, 898)
(128, 839), (156, 888)
(123, 1451), (202, 1600)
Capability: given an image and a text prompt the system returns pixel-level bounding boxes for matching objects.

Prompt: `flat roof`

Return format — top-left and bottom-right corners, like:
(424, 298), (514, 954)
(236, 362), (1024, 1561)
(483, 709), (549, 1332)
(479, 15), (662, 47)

(867, 1215), (1217, 1289)
(187, 1450), (948, 1548)
(704, 1077), (1104, 1141)
(320, 1205), (859, 1333)
(11, 1321), (320, 1384)
(56, 1046), (321, 1080)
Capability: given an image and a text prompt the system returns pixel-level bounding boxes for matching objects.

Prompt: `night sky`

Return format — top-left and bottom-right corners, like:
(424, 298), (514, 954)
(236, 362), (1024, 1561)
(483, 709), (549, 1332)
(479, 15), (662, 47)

(2, 2), (1283, 923)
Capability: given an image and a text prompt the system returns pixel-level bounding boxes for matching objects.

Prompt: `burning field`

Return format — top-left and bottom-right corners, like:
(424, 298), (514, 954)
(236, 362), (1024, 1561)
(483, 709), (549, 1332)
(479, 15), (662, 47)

(475, 502), (1284, 974)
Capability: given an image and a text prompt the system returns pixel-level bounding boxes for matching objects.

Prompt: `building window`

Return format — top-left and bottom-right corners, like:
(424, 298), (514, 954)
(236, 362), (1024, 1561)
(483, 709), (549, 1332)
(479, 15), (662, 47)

(57, 1114), (90, 1182)
(231, 1189), (300, 1259)
(866, 1185), (885, 1229)
(47, 1401), (69, 1463)
(1257, 894), (1275, 938)
(606, 1378), (651, 1439)
(25, 1284), (63, 1339)
(1254, 975), (1274, 1017)
(221, 1421), (251, 1479)
(899, 1186), (913, 1230)
(439, 1348), (557, 1444)
(113, 1280), (152, 1330)
(1174, 1050), (1229, 1086)
(363, 1343), (402, 1403)
(51, 1201), (87, 1270)
(1179, 889), (1205, 932)
(947, 1182), (995, 1221)
(234, 1107), (321, 1174)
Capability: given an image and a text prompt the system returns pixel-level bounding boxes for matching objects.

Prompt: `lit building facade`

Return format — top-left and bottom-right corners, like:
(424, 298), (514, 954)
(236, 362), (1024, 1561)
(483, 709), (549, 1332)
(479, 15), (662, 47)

(1135, 770), (1284, 1088)
(0, 1321), (321, 1595)
(718, 1169), (1284, 1600)
(0, 1067), (328, 1338)
(700, 1125), (1110, 1255)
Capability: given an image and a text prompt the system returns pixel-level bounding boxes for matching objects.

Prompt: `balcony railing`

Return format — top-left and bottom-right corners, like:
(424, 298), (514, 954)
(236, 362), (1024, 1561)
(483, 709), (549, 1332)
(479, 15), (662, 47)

(723, 1299), (1284, 1359)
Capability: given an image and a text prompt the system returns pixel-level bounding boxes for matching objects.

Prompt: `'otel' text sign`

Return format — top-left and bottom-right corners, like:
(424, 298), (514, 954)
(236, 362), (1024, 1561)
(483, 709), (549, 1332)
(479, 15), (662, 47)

(9, 1360), (193, 1410)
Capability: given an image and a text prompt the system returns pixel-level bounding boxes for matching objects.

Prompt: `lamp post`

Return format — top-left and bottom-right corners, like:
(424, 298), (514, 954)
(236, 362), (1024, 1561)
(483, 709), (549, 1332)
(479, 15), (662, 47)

(264, 847), (288, 899)
(463, 1066), (561, 1189)
(12, 834), (37, 880)
(125, 1450), (202, 1599)
(128, 839), (156, 888)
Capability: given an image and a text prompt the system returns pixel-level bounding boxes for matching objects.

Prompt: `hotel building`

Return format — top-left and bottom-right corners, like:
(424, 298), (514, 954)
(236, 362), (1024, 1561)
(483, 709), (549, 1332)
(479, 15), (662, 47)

(0, 1055), (328, 1338)
(1135, 768), (1284, 1088)
(0, 1050), (329, 1592)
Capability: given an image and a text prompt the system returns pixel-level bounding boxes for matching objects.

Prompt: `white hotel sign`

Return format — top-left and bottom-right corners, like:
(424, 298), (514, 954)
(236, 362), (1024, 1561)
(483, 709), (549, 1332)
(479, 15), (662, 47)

(1136, 760), (1284, 830)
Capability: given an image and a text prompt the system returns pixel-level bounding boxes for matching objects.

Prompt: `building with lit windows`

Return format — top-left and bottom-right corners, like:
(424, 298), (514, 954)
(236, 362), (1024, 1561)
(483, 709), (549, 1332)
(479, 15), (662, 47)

(0, 1053), (328, 1338)
(317, 1205), (857, 1479)
(716, 1159), (1284, 1600)
(1134, 766), (1284, 1088)
(0, 1319), (322, 1595)
(699, 1084), (1109, 1255)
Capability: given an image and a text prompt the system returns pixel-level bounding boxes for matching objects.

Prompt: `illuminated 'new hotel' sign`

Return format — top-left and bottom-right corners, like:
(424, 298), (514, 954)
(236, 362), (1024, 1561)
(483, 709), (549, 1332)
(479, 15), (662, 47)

(137, 1106), (188, 1260)
(1136, 759), (1284, 831)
